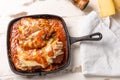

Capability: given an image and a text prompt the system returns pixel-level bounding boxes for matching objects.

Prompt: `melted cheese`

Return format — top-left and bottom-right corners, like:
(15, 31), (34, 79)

(17, 39), (64, 68)
(45, 45), (52, 53)
(53, 50), (63, 58)
(11, 18), (67, 71)
(44, 39), (64, 64)
(26, 30), (40, 39)
(46, 56), (53, 64)
(20, 58), (44, 67)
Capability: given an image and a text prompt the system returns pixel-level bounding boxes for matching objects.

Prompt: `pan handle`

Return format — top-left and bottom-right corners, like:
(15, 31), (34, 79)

(70, 32), (102, 44)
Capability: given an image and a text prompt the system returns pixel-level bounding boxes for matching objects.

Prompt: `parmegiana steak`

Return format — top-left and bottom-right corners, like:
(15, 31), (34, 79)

(9, 17), (67, 72)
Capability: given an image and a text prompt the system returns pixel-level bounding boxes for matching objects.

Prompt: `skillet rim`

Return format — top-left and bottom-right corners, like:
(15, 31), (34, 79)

(7, 14), (71, 76)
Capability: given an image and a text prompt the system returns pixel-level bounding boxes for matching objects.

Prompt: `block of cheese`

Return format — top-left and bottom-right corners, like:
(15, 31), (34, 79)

(113, 0), (120, 13)
(98, 0), (115, 18)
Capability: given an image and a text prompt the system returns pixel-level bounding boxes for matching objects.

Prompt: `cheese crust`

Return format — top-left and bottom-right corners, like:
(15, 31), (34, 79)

(9, 18), (67, 72)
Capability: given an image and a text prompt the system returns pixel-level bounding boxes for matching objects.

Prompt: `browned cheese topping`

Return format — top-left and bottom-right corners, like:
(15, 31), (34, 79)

(10, 18), (67, 71)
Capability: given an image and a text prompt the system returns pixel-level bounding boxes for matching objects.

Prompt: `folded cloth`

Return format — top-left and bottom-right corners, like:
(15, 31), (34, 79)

(79, 11), (120, 76)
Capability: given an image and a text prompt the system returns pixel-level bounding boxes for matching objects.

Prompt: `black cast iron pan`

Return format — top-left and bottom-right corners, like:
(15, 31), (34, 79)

(7, 14), (102, 76)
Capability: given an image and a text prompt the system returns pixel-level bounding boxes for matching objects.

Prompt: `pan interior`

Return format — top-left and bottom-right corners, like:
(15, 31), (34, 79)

(7, 15), (70, 75)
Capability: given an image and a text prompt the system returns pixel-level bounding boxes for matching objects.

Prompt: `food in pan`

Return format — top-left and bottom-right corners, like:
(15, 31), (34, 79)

(71, 0), (89, 10)
(9, 17), (67, 72)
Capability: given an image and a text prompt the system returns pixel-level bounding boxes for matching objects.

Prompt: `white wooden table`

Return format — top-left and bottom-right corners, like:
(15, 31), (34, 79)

(0, 0), (120, 80)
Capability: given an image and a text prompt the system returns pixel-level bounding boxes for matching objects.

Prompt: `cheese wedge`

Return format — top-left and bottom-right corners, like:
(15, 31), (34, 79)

(98, 0), (115, 18)
(113, 0), (120, 13)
